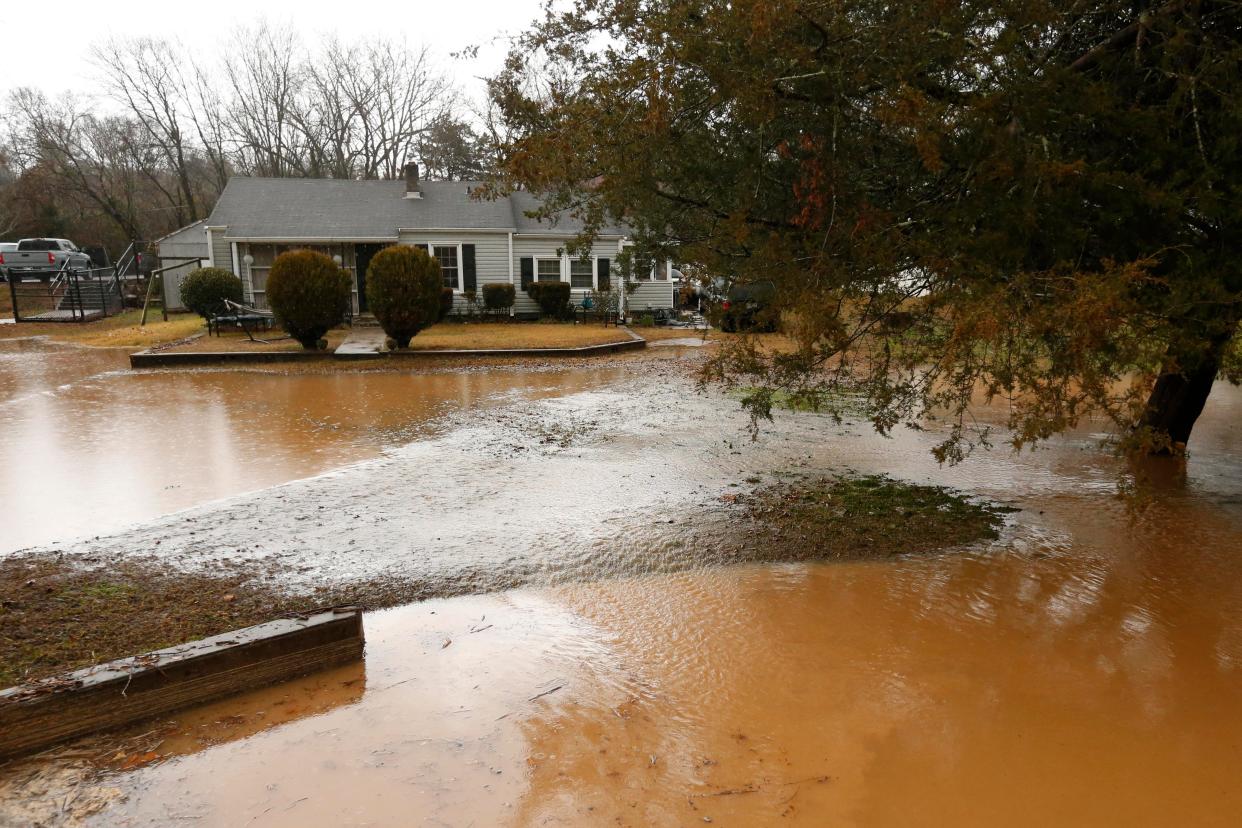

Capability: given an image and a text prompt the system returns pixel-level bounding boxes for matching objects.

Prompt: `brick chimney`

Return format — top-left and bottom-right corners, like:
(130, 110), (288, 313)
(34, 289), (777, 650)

(404, 162), (422, 199)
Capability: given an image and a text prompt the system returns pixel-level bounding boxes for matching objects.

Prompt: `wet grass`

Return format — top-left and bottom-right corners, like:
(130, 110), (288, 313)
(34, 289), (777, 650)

(0, 309), (204, 347)
(405, 321), (633, 350)
(0, 556), (410, 687)
(157, 327), (350, 353)
(738, 474), (1014, 561)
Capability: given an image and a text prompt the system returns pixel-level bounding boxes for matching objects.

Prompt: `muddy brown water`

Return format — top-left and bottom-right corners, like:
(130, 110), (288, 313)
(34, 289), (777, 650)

(1, 339), (1241, 825)
(0, 338), (631, 555)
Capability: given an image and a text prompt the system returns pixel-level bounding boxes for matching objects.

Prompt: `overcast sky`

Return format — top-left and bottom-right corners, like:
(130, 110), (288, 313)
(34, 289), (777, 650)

(1, 0), (545, 104)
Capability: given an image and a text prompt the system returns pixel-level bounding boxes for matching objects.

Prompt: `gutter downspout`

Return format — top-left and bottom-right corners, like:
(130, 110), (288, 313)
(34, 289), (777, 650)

(507, 231), (515, 318)
(618, 238), (627, 321)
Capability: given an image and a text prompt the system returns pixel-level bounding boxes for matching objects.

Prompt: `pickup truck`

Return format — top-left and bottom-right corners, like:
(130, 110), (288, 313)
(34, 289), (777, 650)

(0, 238), (95, 280)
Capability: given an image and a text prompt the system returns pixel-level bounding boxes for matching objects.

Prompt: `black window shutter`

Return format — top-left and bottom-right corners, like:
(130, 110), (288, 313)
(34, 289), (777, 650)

(462, 244), (477, 292)
(520, 257), (534, 290)
(598, 258), (610, 291)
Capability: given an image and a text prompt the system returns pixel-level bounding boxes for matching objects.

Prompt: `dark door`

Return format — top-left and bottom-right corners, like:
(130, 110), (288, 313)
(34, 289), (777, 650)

(354, 243), (386, 312)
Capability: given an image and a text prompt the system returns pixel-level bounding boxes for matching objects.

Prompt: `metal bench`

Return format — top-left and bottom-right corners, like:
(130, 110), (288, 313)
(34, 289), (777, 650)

(208, 300), (277, 341)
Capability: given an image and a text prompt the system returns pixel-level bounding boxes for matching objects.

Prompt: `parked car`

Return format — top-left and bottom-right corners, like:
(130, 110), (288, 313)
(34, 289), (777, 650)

(713, 279), (778, 332)
(0, 238), (94, 281)
(0, 243), (15, 281)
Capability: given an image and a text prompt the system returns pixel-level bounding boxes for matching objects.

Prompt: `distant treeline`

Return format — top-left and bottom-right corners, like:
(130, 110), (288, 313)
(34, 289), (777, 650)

(0, 22), (495, 255)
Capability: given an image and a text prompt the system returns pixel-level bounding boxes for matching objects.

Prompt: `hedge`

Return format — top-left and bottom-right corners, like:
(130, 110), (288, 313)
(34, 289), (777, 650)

(527, 280), (571, 318)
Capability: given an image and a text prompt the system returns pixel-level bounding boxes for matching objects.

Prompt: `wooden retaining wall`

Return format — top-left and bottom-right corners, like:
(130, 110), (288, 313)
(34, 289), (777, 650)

(130, 328), (646, 368)
(129, 350), (336, 368)
(0, 607), (364, 761)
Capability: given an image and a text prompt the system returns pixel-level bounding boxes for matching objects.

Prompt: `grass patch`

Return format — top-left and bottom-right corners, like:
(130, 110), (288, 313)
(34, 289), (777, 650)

(732, 385), (868, 416)
(157, 326), (349, 353)
(0, 309), (205, 347)
(0, 555), (426, 687)
(740, 474), (1013, 561)
(406, 321), (632, 350)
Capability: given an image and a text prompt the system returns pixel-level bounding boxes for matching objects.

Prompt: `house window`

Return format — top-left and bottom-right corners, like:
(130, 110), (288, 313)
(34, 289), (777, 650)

(537, 258), (562, 281)
(434, 245), (459, 289)
(570, 258), (594, 289)
(634, 254), (654, 281)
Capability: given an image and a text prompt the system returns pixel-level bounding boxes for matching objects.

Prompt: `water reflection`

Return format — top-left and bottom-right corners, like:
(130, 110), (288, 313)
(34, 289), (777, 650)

(0, 339), (628, 553)
(26, 536), (1240, 826)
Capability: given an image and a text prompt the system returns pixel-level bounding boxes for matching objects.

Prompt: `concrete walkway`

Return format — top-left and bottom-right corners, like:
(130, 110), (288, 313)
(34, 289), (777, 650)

(335, 326), (386, 358)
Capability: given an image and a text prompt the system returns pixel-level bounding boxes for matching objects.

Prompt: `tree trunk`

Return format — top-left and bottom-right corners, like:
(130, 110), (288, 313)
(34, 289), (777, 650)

(1139, 325), (1236, 451)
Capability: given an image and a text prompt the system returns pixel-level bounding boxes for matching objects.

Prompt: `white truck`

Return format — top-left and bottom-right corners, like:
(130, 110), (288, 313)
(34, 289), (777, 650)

(0, 238), (94, 280)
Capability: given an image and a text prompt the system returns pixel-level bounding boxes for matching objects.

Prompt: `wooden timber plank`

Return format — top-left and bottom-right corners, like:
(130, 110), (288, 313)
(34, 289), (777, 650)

(0, 607), (364, 760)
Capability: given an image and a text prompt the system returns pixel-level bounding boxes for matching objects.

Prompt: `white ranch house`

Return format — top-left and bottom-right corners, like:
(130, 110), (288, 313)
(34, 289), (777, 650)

(159, 166), (675, 318)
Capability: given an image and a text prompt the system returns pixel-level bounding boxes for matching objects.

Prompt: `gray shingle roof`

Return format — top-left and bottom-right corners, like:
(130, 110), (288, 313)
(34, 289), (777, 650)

(508, 189), (629, 236)
(206, 177), (628, 238)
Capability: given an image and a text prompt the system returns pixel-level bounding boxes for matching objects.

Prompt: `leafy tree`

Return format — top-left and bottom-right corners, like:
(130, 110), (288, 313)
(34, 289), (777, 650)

(416, 114), (491, 180)
(489, 0), (1242, 458)
(365, 245), (442, 348)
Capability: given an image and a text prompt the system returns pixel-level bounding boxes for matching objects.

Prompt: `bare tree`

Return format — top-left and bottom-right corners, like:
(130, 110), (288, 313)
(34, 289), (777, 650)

(222, 22), (308, 177)
(299, 37), (456, 179)
(91, 37), (205, 224)
(6, 88), (146, 239)
(0, 26), (467, 253)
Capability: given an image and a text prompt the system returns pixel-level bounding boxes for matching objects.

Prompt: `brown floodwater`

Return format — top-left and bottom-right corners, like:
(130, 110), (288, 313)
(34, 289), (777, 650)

(0, 338), (630, 554)
(1, 340), (1241, 826)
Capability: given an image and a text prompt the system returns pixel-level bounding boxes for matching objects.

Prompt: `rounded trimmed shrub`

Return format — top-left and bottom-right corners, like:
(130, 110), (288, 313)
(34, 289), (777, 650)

(266, 250), (352, 349)
(529, 280), (571, 318)
(364, 245), (442, 349)
(438, 287), (455, 321)
(482, 283), (516, 312)
(180, 267), (243, 319)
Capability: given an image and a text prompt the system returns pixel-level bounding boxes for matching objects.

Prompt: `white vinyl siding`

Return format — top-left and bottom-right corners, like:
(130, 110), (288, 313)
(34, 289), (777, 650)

(511, 237), (628, 315)
(209, 231), (232, 274)
(399, 230), (510, 312)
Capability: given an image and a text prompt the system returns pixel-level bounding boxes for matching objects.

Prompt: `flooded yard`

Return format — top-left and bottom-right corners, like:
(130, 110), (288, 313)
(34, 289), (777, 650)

(2, 335), (1241, 826)
(0, 338), (631, 555)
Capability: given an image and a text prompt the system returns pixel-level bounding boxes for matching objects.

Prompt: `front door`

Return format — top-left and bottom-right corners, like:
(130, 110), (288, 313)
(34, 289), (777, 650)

(354, 243), (386, 312)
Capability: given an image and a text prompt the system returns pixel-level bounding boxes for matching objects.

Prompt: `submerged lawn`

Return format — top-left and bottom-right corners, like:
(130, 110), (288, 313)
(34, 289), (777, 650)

(406, 321), (633, 350)
(0, 474), (1010, 686)
(739, 474), (1014, 560)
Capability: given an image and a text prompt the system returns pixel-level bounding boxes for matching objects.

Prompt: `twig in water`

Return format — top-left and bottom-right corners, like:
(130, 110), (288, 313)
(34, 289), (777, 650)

(528, 684), (563, 703)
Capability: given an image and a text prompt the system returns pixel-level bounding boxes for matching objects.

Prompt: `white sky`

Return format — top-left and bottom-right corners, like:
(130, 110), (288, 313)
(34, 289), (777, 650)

(0, 0), (545, 105)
